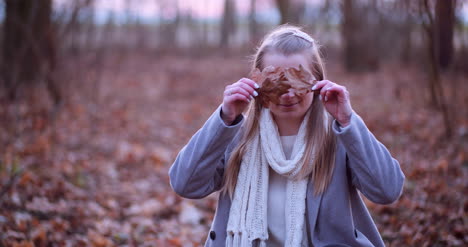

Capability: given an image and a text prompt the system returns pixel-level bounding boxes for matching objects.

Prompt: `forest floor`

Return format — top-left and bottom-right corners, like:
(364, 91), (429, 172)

(0, 52), (467, 246)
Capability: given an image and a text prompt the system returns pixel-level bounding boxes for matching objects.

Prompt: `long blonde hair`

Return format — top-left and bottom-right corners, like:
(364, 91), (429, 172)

(221, 25), (337, 198)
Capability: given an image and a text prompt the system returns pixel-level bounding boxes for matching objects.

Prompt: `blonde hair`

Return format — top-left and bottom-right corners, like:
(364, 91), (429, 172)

(221, 25), (337, 198)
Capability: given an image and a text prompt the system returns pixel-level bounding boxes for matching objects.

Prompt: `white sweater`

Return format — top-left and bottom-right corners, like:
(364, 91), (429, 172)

(266, 135), (310, 247)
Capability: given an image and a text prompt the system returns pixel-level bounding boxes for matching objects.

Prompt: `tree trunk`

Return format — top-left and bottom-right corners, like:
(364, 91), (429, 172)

(2, 0), (56, 100)
(158, 0), (179, 50)
(342, 0), (359, 71)
(341, 0), (379, 72)
(288, 1), (305, 25)
(435, 0), (455, 69)
(249, 0), (258, 42)
(400, 0), (412, 64)
(420, 0), (452, 138)
(220, 0), (236, 49)
(275, 0), (289, 25)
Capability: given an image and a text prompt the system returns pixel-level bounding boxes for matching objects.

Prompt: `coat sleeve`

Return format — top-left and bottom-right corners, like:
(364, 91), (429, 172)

(168, 105), (243, 199)
(332, 112), (405, 204)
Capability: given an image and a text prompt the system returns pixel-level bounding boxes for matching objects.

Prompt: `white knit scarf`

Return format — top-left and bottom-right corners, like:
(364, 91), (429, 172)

(226, 108), (313, 247)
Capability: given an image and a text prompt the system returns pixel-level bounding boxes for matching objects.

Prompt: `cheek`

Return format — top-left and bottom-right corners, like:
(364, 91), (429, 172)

(266, 100), (281, 109)
(302, 93), (314, 107)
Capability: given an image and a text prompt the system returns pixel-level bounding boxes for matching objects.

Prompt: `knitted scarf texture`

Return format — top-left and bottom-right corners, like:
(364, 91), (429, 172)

(226, 108), (313, 247)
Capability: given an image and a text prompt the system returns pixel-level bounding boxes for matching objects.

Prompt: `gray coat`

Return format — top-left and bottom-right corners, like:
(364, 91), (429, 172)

(169, 106), (405, 247)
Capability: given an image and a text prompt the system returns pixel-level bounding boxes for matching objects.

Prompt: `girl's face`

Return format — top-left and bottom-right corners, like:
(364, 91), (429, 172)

(262, 52), (314, 123)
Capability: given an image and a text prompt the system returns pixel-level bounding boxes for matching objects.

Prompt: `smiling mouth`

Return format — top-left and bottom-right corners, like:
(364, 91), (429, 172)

(278, 101), (300, 107)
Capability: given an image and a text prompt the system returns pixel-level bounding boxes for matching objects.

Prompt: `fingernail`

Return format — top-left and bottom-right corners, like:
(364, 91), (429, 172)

(312, 85), (317, 90)
(325, 96), (328, 101)
(254, 83), (260, 89)
(319, 95), (322, 101)
(253, 91), (258, 97)
(250, 95), (253, 100)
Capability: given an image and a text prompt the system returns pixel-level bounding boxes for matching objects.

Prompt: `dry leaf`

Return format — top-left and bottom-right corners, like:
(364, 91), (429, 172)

(251, 65), (317, 106)
(284, 65), (317, 97)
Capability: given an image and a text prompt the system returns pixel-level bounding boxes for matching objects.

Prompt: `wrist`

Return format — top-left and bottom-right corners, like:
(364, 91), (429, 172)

(338, 120), (350, 128)
(220, 108), (236, 125)
(222, 116), (235, 126)
(337, 114), (351, 127)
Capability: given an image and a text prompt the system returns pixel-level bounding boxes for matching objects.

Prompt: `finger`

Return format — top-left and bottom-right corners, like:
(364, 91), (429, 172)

(231, 81), (258, 97)
(312, 80), (329, 91)
(226, 78), (249, 89)
(319, 81), (335, 98)
(324, 90), (333, 102)
(234, 79), (258, 90)
(316, 80), (333, 93)
(237, 82), (258, 97)
(231, 79), (258, 93)
(241, 77), (260, 89)
(227, 94), (251, 103)
(227, 81), (257, 98)
(225, 87), (252, 99)
(324, 85), (347, 102)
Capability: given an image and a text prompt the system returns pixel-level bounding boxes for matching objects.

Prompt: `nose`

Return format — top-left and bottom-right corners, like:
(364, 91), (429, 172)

(280, 89), (295, 100)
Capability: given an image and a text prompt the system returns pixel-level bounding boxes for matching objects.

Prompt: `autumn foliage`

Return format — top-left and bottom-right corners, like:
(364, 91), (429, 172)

(0, 53), (466, 246)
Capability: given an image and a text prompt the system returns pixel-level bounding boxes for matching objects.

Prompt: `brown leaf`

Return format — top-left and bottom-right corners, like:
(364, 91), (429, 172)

(284, 65), (317, 97)
(257, 78), (291, 106)
(31, 227), (47, 247)
(167, 238), (182, 247)
(12, 241), (34, 247)
(251, 65), (317, 106)
(88, 231), (113, 247)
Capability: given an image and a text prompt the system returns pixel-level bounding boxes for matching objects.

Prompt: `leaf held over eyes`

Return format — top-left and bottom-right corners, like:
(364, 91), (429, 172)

(251, 65), (317, 107)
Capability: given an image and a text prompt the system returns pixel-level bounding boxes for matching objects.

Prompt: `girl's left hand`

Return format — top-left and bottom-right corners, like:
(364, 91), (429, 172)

(312, 80), (353, 127)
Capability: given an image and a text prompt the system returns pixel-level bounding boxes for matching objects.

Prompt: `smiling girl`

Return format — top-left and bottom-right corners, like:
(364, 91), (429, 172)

(169, 25), (405, 247)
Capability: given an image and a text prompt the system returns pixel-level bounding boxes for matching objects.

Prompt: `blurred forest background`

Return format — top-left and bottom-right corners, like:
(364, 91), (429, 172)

(0, 0), (467, 246)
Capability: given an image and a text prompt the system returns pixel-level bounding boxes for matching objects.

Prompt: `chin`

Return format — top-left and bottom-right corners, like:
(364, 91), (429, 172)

(268, 98), (313, 122)
(270, 107), (308, 120)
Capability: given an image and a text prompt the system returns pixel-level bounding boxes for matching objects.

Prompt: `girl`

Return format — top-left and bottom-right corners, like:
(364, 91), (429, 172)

(169, 25), (405, 247)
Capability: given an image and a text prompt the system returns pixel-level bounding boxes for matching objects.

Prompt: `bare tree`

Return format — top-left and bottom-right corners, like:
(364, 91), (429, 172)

(57, 0), (93, 55)
(342, 0), (357, 71)
(419, 0), (452, 137)
(341, 0), (379, 72)
(435, 0), (455, 69)
(275, 0), (305, 25)
(220, 0), (236, 48)
(249, 0), (258, 42)
(157, 0), (180, 50)
(2, 0), (59, 103)
(399, 0), (414, 64)
(275, 0), (290, 24)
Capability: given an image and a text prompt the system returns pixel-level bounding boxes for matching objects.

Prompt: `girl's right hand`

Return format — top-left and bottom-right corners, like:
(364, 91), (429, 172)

(221, 78), (259, 125)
